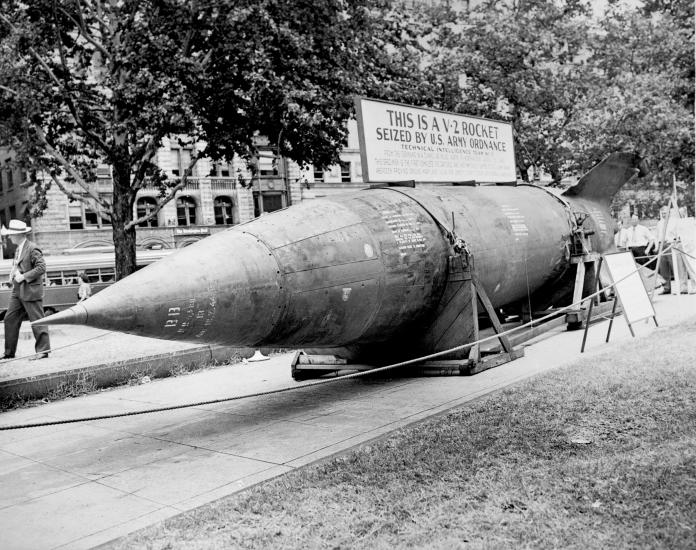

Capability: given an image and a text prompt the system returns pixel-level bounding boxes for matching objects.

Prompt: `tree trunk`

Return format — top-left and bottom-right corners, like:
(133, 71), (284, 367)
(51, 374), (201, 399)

(549, 164), (563, 186)
(111, 159), (136, 281)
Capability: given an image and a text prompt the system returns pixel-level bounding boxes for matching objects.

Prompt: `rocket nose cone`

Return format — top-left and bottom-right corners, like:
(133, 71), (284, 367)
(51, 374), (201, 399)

(44, 229), (284, 344)
(33, 304), (88, 326)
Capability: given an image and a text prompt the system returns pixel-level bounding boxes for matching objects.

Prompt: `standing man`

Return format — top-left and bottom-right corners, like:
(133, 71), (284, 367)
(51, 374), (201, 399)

(619, 214), (654, 266)
(648, 205), (679, 294)
(1, 220), (50, 360)
(614, 216), (628, 249)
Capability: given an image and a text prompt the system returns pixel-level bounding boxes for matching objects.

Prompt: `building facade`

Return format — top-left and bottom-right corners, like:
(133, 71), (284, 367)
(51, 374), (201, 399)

(0, 121), (364, 258)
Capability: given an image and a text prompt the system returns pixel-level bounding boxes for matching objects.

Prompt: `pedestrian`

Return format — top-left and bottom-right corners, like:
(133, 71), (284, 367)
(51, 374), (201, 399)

(1, 220), (51, 360)
(619, 214), (654, 266)
(614, 216), (628, 249)
(77, 272), (92, 302)
(647, 205), (678, 294)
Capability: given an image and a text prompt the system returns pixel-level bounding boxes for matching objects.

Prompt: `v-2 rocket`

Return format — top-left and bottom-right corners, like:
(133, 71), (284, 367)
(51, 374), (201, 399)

(36, 152), (644, 365)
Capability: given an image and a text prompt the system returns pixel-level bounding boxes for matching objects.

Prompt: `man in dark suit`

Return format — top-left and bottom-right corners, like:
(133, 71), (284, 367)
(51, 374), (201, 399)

(2, 219), (50, 360)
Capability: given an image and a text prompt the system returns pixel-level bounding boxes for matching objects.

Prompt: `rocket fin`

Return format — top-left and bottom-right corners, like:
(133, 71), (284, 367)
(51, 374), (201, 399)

(562, 152), (646, 206)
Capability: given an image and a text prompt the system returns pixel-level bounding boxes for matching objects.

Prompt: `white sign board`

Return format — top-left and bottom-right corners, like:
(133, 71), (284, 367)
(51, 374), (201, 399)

(603, 251), (656, 324)
(354, 97), (516, 183)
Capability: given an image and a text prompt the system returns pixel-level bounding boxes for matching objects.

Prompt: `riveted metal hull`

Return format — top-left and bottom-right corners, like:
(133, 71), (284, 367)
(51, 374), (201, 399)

(37, 153), (642, 363)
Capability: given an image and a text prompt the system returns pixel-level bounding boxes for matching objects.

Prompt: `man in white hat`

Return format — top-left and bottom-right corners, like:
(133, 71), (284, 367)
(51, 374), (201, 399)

(1, 220), (50, 359)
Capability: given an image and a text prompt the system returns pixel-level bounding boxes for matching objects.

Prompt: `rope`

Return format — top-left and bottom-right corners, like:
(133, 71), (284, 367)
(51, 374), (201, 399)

(0, 331), (111, 363)
(630, 247), (696, 262)
(0, 247), (674, 431)
(670, 245), (696, 261)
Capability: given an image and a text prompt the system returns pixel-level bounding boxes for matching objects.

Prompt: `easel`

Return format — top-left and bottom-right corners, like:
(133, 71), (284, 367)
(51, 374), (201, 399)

(582, 251), (658, 352)
(581, 256), (612, 352)
(418, 252), (524, 376)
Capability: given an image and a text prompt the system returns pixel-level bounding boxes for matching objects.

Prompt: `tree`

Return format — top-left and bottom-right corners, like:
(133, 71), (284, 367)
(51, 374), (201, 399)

(0, 0), (424, 278)
(411, 0), (694, 206)
(571, 0), (695, 213)
(413, 0), (594, 183)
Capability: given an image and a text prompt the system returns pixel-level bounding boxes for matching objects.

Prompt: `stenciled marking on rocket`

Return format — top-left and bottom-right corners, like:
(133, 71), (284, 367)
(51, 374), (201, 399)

(378, 207), (427, 254)
(501, 204), (529, 241)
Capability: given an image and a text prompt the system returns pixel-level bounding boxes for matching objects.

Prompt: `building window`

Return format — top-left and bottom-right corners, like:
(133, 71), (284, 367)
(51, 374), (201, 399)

(9, 205), (16, 220)
(172, 147), (192, 177)
(68, 195), (111, 230)
(96, 165), (111, 178)
(313, 166), (324, 183)
(6, 166), (13, 190)
(210, 162), (233, 178)
(262, 193), (283, 213)
(257, 153), (278, 176)
(176, 196), (197, 226)
(84, 204), (100, 227)
(0, 171), (3, 194)
(213, 196), (234, 225)
(69, 204), (83, 229)
(340, 161), (351, 183)
(136, 197), (159, 227)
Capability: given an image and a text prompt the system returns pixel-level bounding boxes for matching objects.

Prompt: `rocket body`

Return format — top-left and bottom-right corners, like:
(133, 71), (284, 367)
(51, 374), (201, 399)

(39, 153), (641, 363)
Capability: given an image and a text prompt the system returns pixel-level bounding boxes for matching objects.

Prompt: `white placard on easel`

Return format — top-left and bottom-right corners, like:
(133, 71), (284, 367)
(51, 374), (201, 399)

(603, 251), (658, 337)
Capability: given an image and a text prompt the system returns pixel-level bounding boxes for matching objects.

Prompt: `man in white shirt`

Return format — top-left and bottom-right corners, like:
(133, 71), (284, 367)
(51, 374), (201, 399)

(614, 216), (628, 249)
(619, 215), (654, 266)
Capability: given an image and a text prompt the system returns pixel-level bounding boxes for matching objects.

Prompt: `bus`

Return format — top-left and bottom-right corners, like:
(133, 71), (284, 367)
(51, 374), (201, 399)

(0, 249), (172, 319)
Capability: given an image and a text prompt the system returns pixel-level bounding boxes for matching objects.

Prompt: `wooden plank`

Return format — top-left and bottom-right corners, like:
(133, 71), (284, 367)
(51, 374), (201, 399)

(420, 360), (469, 368)
(571, 261), (586, 306)
(471, 274), (512, 353)
(293, 364), (373, 371)
(297, 354), (348, 365)
(464, 348), (525, 376)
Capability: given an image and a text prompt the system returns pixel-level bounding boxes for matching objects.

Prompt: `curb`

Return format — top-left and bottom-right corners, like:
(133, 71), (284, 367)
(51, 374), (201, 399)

(0, 345), (258, 406)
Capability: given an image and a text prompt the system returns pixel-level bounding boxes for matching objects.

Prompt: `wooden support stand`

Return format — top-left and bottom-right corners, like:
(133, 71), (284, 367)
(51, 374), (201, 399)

(291, 254), (524, 380)
(290, 351), (373, 381)
(566, 251), (602, 330)
(418, 265), (524, 375)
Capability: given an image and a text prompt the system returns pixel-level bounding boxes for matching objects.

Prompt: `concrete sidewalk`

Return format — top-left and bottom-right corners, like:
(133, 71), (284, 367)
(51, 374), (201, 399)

(0, 293), (693, 550)
(0, 324), (254, 406)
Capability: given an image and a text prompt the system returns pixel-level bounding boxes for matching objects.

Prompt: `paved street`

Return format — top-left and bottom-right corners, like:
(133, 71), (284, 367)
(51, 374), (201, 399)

(0, 293), (693, 550)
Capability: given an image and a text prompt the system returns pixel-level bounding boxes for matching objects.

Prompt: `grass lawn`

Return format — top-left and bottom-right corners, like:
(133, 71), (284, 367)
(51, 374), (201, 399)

(109, 319), (696, 549)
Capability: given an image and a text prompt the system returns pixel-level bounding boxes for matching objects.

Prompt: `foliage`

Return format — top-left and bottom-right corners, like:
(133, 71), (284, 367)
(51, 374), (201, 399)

(412, 0), (595, 182)
(0, 0), (424, 277)
(413, 0), (694, 212)
(569, 0), (694, 212)
(0, 0), (693, 282)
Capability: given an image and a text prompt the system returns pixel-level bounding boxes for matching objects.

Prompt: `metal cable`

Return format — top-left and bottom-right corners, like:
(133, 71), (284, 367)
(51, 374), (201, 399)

(0, 331), (111, 363)
(670, 245), (696, 261)
(0, 247), (674, 431)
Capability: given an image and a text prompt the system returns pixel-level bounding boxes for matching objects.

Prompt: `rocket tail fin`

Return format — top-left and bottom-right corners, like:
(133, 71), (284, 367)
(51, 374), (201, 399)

(562, 152), (646, 206)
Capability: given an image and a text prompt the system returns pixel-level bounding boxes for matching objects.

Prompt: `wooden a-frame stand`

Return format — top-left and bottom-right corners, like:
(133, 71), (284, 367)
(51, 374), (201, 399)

(414, 253), (524, 376)
(291, 253), (524, 380)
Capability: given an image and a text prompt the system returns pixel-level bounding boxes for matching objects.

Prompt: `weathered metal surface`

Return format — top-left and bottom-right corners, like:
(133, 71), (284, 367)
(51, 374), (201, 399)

(38, 153), (644, 364)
